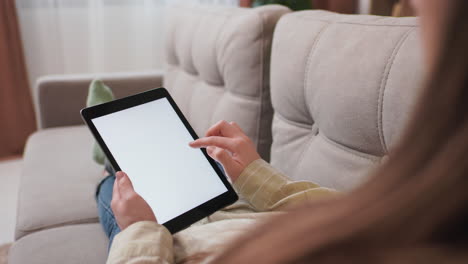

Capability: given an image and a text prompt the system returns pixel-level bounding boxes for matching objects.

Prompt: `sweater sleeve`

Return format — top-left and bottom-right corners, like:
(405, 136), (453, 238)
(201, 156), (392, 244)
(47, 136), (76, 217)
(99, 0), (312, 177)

(107, 221), (174, 264)
(233, 159), (340, 212)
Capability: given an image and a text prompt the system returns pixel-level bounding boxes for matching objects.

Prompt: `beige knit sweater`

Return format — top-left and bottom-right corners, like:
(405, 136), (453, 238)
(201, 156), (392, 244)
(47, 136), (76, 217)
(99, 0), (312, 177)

(107, 159), (339, 263)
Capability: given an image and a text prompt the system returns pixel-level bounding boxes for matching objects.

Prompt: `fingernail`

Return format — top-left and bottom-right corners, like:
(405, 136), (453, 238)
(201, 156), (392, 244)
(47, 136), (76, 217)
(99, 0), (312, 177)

(116, 171), (123, 180)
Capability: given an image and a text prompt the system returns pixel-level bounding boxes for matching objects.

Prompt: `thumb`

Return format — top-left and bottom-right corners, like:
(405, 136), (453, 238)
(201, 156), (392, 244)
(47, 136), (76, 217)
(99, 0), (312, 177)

(116, 171), (135, 197)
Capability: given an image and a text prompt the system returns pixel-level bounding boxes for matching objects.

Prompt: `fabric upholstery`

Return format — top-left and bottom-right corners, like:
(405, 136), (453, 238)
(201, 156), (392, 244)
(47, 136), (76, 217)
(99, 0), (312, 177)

(15, 126), (103, 240)
(12, 5), (289, 264)
(35, 71), (164, 129)
(270, 11), (423, 191)
(9, 224), (107, 264)
(164, 5), (289, 160)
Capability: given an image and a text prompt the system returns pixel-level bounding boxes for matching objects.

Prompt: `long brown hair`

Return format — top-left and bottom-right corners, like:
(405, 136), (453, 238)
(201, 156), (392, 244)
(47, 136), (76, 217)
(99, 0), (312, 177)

(213, 0), (468, 263)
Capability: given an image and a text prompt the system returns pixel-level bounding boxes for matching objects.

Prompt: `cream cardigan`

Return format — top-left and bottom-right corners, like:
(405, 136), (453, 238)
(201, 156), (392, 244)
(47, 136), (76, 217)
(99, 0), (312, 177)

(107, 159), (339, 263)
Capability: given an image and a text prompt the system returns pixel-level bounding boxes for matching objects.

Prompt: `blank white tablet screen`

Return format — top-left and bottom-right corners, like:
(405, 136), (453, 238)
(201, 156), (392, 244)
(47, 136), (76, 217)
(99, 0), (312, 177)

(91, 98), (228, 224)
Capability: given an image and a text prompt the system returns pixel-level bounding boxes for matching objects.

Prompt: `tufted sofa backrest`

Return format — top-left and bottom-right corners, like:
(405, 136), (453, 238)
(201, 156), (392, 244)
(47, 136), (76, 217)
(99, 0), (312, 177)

(164, 5), (289, 160)
(270, 11), (424, 191)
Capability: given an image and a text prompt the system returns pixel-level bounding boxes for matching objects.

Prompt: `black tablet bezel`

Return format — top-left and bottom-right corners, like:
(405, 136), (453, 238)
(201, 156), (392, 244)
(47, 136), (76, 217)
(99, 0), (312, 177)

(81, 87), (238, 234)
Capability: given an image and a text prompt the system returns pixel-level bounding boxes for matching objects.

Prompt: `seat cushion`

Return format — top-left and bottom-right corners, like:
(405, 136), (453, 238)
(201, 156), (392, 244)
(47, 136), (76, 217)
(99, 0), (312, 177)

(15, 126), (103, 239)
(164, 5), (290, 161)
(9, 223), (108, 264)
(270, 11), (424, 191)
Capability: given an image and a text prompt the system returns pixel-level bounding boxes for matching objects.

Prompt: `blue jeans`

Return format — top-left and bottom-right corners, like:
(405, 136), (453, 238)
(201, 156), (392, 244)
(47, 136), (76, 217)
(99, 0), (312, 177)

(95, 162), (226, 251)
(96, 167), (121, 251)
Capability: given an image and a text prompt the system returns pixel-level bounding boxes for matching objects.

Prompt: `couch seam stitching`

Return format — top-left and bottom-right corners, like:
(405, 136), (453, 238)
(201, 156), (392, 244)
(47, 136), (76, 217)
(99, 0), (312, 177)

(377, 28), (414, 154)
(209, 13), (233, 127)
(17, 217), (99, 234)
(214, 12), (233, 88)
(319, 133), (381, 162)
(185, 15), (204, 122)
(291, 133), (316, 177)
(213, 14), (230, 88)
(256, 9), (266, 152)
(294, 21), (330, 176)
(303, 22), (330, 123)
(274, 112), (312, 130)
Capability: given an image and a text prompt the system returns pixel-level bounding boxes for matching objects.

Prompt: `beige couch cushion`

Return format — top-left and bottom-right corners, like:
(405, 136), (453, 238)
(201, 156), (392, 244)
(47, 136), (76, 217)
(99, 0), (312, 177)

(15, 126), (102, 239)
(9, 224), (107, 264)
(270, 11), (424, 191)
(164, 5), (289, 161)
(13, 5), (290, 260)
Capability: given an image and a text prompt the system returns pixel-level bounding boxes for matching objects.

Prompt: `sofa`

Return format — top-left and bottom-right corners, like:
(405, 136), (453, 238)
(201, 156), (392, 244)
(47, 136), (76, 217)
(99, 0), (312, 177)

(9, 5), (423, 264)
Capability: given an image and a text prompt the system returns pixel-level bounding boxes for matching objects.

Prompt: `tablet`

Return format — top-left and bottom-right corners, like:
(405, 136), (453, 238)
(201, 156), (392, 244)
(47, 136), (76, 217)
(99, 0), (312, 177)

(81, 88), (238, 233)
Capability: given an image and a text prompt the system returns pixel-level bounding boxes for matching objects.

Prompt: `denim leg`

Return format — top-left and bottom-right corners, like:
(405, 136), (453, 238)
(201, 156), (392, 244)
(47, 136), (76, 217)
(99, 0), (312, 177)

(96, 174), (121, 251)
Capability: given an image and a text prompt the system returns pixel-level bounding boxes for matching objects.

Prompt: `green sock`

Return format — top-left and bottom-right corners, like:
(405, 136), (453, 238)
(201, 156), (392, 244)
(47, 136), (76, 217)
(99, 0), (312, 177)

(86, 80), (115, 165)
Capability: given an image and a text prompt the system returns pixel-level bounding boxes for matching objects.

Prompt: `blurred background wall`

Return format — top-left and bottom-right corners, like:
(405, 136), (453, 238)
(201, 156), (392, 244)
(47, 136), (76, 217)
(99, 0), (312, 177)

(16, 0), (239, 90)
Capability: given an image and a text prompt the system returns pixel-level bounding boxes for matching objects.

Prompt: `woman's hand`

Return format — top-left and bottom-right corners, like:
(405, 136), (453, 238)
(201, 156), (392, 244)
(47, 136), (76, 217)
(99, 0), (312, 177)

(189, 120), (261, 182)
(111, 171), (157, 230)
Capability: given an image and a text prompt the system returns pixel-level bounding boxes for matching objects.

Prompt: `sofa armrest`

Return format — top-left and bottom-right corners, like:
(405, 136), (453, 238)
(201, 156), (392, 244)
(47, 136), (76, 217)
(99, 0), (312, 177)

(34, 71), (164, 129)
